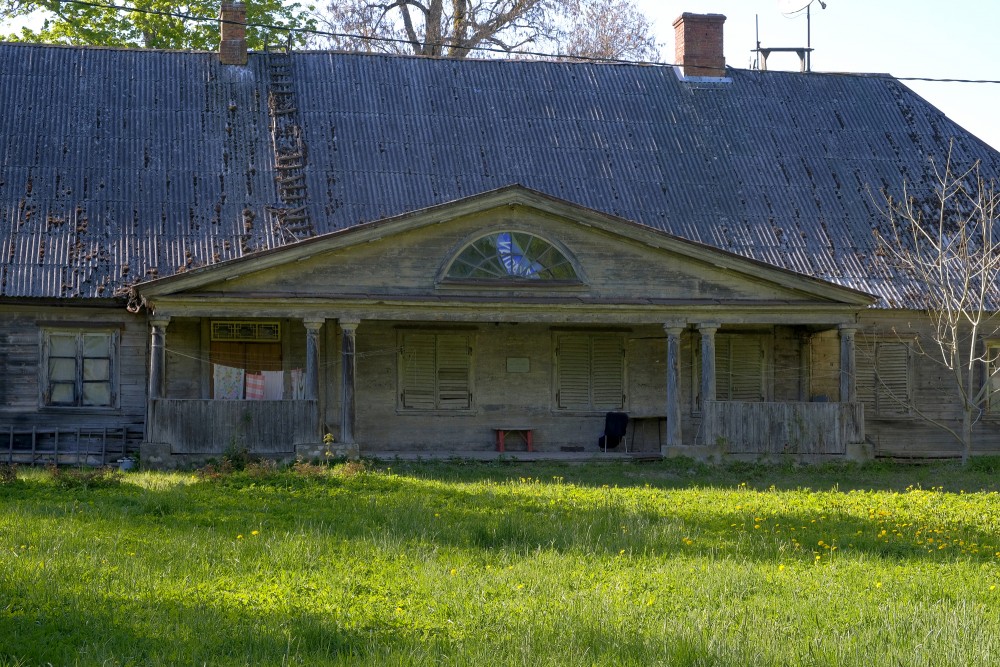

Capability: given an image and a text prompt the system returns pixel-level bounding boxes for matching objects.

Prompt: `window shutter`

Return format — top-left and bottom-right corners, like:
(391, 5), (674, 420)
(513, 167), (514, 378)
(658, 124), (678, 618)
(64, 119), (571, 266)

(729, 337), (763, 401)
(989, 345), (1000, 414)
(557, 336), (591, 410)
(856, 342), (877, 413)
(715, 337), (732, 401)
(437, 335), (471, 410)
(875, 342), (910, 415)
(400, 334), (436, 409)
(591, 336), (625, 409)
(716, 335), (763, 402)
(857, 341), (910, 416)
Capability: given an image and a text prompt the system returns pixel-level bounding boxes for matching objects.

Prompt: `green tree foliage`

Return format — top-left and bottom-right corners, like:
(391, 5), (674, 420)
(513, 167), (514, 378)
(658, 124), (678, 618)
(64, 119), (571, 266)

(1, 0), (316, 49)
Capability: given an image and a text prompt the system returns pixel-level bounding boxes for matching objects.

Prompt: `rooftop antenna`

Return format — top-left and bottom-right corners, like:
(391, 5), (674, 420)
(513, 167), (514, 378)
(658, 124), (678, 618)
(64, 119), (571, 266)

(755, 0), (827, 72)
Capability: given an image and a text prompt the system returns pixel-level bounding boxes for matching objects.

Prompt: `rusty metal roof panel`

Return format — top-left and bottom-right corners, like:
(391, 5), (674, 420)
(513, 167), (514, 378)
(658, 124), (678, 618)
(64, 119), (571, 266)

(5, 45), (1000, 307)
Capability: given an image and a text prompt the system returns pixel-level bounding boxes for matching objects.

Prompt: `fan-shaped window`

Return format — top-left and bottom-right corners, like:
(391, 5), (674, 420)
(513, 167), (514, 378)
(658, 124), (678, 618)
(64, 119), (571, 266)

(445, 232), (578, 281)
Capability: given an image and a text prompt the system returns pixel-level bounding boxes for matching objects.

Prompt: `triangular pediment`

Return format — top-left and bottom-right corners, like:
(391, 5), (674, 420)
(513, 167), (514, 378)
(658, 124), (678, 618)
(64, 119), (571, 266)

(134, 186), (875, 316)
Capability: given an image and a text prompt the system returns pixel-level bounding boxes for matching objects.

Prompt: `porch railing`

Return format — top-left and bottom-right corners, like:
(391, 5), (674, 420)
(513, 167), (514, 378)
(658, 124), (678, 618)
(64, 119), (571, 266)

(148, 399), (320, 455)
(702, 400), (864, 456)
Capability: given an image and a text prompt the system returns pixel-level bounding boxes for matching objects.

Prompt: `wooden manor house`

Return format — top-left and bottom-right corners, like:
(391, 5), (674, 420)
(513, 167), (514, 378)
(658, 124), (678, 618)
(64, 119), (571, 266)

(2, 7), (999, 467)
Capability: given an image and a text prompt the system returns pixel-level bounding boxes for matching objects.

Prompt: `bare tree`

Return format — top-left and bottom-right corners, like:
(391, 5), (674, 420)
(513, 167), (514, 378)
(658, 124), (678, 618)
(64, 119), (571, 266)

(874, 143), (1000, 463)
(558, 0), (657, 60)
(316, 0), (660, 61)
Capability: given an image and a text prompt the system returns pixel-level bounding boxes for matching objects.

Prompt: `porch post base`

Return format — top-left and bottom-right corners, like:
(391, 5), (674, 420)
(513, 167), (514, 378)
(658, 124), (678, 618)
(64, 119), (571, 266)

(139, 441), (176, 470)
(661, 443), (722, 462)
(295, 441), (360, 461)
(845, 441), (874, 462)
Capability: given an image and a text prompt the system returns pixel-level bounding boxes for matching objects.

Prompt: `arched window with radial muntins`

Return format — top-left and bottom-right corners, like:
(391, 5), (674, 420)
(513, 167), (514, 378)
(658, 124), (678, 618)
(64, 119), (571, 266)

(444, 231), (579, 281)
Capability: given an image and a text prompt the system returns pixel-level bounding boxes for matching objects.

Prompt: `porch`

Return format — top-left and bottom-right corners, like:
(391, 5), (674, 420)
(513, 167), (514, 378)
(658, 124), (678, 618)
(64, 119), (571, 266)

(701, 400), (866, 458)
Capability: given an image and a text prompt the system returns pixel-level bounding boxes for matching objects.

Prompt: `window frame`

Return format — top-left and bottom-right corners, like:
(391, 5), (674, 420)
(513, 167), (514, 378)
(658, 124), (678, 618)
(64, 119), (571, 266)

(39, 327), (120, 410)
(856, 338), (913, 418)
(438, 229), (585, 288)
(552, 332), (627, 413)
(396, 331), (475, 414)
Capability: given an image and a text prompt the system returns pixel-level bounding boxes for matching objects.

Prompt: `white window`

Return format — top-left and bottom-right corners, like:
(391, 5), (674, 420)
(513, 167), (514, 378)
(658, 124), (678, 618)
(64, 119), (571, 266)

(398, 332), (473, 411)
(554, 333), (625, 411)
(857, 340), (911, 416)
(42, 329), (118, 408)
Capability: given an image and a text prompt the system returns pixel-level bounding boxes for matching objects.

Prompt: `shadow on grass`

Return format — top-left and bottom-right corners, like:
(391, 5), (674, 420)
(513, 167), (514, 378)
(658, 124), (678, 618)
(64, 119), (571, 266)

(0, 577), (447, 665)
(373, 455), (1000, 493)
(4, 464), (999, 569)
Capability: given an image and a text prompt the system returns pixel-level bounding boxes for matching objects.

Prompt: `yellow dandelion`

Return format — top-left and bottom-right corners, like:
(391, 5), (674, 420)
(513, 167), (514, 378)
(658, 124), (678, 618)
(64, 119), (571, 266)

(778, 564), (786, 571)
(237, 534), (243, 540)
(450, 568), (457, 576)
(251, 530), (259, 536)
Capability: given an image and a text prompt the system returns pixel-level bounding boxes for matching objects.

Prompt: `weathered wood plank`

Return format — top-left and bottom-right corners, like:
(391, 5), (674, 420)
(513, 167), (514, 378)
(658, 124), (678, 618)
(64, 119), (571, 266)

(703, 401), (860, 456)
(148, 399), (319, 454)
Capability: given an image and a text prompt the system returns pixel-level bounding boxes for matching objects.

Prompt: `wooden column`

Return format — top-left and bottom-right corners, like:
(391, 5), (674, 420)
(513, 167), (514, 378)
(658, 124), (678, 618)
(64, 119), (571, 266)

(664, 324), (685, 449)
(148, 316), (170, 400)
(303, 318), (323, 401)
(697, 323), (718, 446)
(339, 318), (360, 445)
(698, 323), (718, 407)
(839, 325), (857, 403)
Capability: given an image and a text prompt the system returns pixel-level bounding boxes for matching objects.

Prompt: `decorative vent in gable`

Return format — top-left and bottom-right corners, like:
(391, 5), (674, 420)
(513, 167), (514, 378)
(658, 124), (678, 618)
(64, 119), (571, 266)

(211, 321), (281, 342)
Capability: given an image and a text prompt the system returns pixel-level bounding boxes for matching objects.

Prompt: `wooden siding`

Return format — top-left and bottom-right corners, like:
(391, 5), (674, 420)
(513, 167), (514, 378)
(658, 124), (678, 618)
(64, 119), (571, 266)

(0, 304), (147, 438)
(857, 311), (1000, 458)
(148, 399), (319, 454)
(703, 400), (863, 456)
(191, 206), (834, 307)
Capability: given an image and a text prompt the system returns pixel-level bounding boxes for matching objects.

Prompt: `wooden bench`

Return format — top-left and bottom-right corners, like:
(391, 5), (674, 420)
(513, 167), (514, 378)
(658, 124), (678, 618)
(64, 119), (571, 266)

(494, 427), (534, 453)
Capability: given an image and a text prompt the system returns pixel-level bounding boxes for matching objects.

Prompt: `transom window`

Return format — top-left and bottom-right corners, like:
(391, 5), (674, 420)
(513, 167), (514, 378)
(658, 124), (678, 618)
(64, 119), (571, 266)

(445, 232), (578, 281)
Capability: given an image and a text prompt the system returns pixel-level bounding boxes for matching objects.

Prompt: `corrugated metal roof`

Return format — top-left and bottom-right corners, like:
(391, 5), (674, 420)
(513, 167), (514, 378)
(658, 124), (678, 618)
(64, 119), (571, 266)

(2, 43), (999, 307)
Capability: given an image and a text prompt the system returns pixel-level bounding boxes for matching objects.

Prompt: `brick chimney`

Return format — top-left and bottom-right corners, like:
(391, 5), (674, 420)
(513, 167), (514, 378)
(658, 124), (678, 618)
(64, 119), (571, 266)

(672, 13), (726, 78)
(219, 2), (247, 65)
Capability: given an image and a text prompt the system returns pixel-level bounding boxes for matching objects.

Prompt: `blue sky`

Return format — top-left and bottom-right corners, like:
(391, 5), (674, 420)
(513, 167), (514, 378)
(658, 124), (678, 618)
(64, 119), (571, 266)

(638, 1), (1000, 150)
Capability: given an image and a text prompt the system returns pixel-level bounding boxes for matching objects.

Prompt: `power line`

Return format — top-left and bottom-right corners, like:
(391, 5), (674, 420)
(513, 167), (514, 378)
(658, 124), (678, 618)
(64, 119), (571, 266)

(17, 0), (1000, 85)
(43, 0), (662, 66)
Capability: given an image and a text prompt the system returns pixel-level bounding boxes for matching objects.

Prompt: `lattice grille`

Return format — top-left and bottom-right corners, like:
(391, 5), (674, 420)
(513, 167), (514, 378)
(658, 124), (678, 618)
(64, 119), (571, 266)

(211, 321), (281, 342)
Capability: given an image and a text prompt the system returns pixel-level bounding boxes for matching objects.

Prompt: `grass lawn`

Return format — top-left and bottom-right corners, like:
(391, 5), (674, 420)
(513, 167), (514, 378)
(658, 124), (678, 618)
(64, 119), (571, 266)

(3, 457), (1000, 666)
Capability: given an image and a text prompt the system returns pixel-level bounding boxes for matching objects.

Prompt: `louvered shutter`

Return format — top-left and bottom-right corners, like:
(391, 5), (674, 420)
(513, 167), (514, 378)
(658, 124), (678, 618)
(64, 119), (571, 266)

(729, 336), (764, 401)
(400, 334), (436, 409)
(716, 335), (764, 402)
(715, 337), (732, 401)
(875, 342), (910, 415)
(557, 335), (591, 410)
(437, 335), (471, 410)
(592, 336), (625, 409)
(856, 342), (877, 412)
